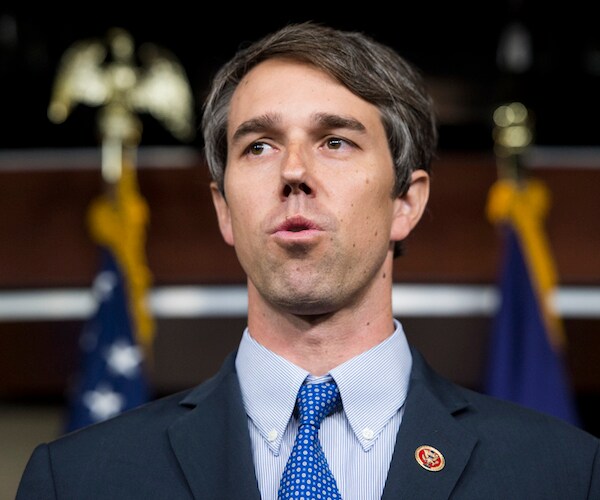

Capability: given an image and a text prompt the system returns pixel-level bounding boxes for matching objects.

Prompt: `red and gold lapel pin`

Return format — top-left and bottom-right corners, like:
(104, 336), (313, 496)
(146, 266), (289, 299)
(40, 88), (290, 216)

(415, 445), (445, 471)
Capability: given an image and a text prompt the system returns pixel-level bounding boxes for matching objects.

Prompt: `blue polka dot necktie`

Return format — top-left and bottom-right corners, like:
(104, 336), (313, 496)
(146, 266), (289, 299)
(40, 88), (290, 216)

(278, 381), (342, 500)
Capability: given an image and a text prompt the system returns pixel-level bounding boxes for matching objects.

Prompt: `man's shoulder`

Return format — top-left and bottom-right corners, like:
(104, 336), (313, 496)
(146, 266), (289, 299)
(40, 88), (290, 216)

(51, 388), (193, 450)
(411, 348), (599, 446)
(453, 382), (599, 452)
(50, 351), (240, 451)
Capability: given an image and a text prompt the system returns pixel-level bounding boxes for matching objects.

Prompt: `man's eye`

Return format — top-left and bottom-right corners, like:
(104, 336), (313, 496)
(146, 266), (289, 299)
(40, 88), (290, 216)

(326, 138), (344, 150)
(248, 142), (269, 155)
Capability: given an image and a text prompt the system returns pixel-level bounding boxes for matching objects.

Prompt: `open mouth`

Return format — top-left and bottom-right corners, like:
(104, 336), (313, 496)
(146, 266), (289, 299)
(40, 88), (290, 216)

(287, 224), (309, 232)
(277, 216), (319, 233)
(273, 216), (322, 244)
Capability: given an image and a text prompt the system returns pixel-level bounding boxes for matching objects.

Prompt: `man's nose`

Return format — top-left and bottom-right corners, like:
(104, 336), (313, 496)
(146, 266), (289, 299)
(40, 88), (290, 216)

(280, 146), (313, 197)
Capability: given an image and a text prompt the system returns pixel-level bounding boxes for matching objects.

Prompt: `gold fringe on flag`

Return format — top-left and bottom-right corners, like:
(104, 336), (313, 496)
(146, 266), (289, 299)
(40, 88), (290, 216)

(86, 163), (155, 355)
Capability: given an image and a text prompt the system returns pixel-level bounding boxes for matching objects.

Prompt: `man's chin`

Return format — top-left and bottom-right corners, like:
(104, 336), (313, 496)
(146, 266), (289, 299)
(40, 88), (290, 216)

(268, 289), (339, 318)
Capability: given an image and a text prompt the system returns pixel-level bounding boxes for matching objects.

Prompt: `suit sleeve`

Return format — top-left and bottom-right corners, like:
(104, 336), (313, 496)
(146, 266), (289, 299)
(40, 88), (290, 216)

(16, 444), (57, 500)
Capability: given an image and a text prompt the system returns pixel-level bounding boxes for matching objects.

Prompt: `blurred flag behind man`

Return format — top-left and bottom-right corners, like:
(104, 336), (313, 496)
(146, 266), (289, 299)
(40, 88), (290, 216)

(485, 176), (580, 425)
(48, 27), (194, 432)
(65, 166), (154, 432)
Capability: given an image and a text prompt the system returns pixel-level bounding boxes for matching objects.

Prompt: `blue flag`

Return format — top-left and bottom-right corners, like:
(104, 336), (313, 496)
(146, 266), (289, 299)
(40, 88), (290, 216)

(66, 247), (151, 432)
(485, 178), (579, 426)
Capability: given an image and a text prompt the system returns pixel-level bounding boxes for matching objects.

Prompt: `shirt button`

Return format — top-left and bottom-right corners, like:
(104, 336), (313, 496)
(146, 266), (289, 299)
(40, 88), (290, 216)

(362, 428), (375, 440)
(267, 429), (278, 442)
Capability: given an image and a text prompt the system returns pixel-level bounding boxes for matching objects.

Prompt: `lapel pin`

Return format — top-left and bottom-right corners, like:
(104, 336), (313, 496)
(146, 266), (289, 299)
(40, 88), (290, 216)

(415, 445), (445, 472)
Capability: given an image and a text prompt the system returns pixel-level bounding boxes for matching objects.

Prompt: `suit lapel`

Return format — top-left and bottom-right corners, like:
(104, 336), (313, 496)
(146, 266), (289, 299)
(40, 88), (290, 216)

(168, 354), (261, 500)
(382, 349), (478, 499)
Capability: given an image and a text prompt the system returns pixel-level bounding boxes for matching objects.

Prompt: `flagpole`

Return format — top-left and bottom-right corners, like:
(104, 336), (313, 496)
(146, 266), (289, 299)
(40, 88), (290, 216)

(491, 101), (532, 184)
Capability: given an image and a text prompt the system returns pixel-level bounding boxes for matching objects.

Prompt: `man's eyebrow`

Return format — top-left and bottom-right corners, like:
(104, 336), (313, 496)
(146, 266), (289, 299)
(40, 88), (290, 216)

(231, 114), (281, 144)
(230, 112), (366, 145)
(313, 112), (366, 132)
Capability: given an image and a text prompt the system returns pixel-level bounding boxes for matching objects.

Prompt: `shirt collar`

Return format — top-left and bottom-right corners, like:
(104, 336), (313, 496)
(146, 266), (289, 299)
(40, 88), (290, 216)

(235, 319), (412, 453)
(330, 319), (412, 450)
(236, 330), (308, 454)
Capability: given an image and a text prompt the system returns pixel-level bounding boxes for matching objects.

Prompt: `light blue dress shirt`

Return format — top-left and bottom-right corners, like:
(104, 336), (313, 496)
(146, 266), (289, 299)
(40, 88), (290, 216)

(235, 319), (413, 500)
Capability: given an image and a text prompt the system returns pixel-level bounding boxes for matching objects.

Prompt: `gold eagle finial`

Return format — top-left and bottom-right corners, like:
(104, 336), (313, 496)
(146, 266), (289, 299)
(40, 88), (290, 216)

(48, 27), (195, 181)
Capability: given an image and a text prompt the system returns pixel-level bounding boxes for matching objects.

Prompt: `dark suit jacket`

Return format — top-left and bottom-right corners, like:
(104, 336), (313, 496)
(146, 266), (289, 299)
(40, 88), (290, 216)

(17, 348), (600, 499)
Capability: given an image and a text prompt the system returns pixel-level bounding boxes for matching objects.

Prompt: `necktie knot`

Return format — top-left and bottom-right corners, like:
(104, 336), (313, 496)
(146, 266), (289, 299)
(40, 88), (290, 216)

(297, 381), (341, 429)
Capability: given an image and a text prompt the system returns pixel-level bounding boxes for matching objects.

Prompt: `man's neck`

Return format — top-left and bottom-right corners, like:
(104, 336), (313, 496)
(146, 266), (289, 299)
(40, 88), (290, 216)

(246, 284), (396, 376)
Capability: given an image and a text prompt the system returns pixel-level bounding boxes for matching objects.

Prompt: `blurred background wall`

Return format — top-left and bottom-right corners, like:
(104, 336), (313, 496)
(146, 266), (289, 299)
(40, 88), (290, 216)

(1, 3), (599, 498)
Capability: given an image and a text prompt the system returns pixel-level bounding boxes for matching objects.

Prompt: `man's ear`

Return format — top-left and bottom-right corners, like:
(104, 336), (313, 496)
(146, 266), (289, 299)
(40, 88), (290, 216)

(210, 182), (235, 246)
(390, 169), (430, 242)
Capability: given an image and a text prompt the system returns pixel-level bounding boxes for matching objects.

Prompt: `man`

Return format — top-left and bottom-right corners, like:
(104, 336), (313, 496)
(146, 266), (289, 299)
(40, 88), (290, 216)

(17, 21), (599, 499)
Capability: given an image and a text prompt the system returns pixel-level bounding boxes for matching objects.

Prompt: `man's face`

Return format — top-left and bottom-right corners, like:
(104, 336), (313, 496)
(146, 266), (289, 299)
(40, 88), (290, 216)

(212, 58), (422, 316)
